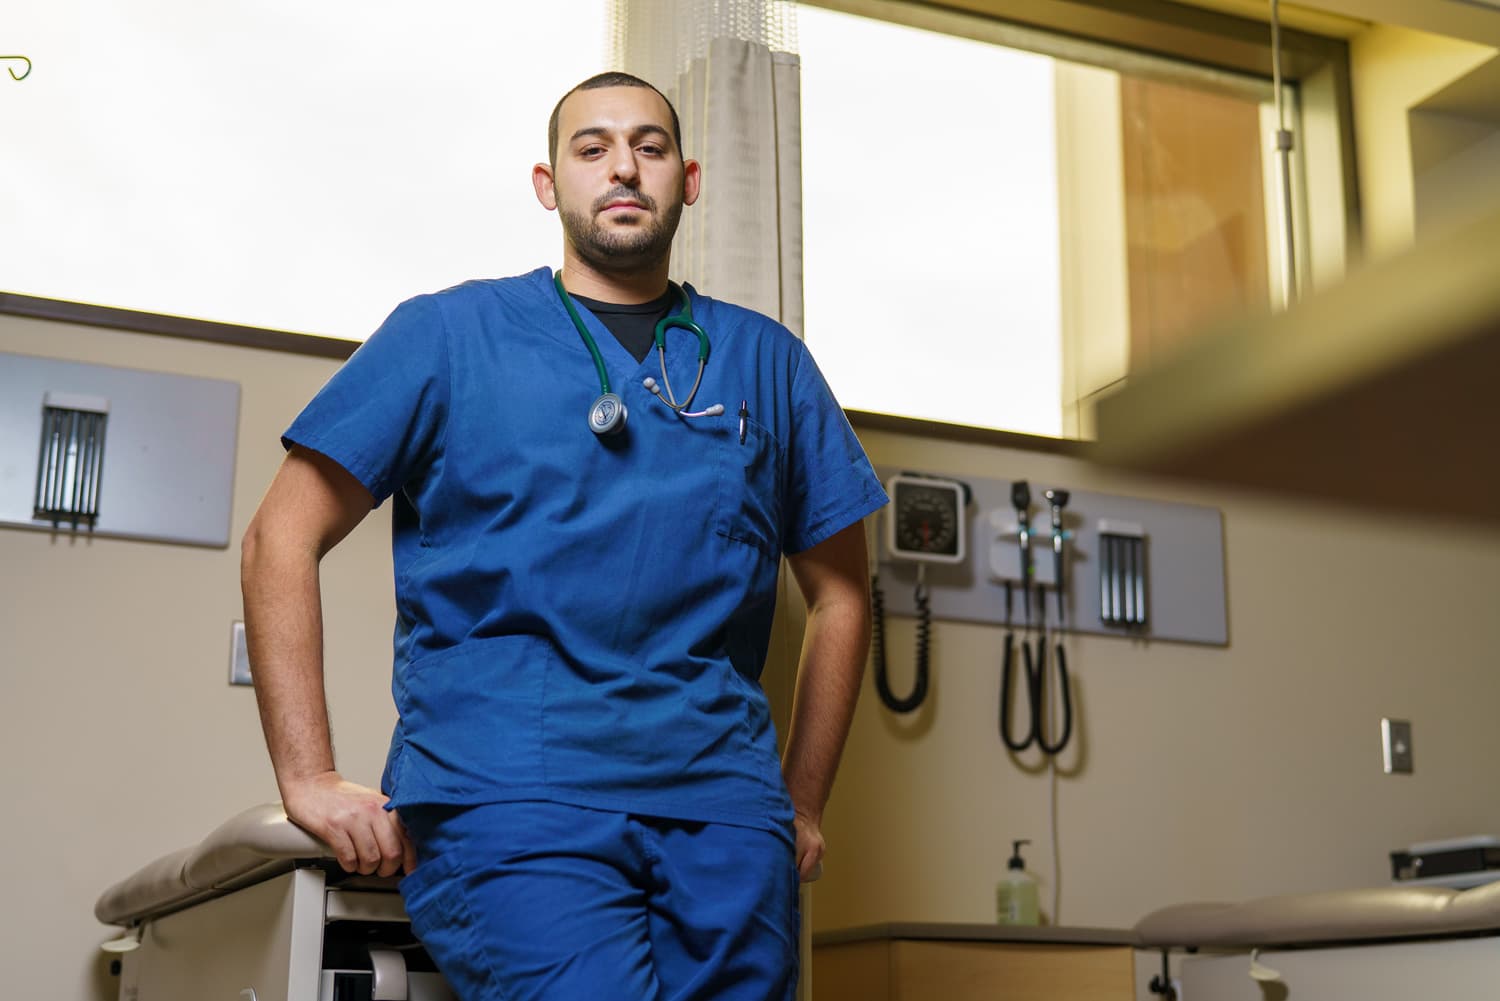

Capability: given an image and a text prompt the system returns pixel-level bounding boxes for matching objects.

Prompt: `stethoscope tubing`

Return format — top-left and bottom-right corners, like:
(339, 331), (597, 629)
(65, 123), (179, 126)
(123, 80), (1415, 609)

(553, 272), (717, 430)
(650, 314), (710, 413)
(555, 272), (615, 395)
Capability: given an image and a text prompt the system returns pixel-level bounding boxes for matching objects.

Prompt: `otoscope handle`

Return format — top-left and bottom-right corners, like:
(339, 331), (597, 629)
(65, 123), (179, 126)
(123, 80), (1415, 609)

(1011, 481), (1033, 621)
(1044, 488), (1070, 624)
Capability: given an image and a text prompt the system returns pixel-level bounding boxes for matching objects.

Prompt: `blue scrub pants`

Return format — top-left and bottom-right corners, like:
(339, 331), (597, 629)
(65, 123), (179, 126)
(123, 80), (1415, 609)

(398, 801), (800, 1001)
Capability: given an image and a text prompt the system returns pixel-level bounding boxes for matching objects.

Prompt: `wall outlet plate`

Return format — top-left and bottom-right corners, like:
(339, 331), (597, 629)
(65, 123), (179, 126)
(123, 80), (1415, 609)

(229, 621), (252, 686)
(1383, 718), (1413, 774)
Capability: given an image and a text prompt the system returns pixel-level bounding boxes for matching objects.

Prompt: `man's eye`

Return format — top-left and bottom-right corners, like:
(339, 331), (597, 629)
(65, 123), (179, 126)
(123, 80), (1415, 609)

(580, 146), (606, 158)
(638, 144), (664, 156)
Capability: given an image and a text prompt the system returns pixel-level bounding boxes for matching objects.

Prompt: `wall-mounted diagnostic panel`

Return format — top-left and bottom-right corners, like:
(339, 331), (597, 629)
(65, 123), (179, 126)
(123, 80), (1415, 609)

(872, 466), (1228, 646)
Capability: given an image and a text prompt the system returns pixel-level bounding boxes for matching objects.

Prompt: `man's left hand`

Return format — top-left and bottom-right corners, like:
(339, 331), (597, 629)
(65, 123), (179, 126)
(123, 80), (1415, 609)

(793, 810), (826, 882)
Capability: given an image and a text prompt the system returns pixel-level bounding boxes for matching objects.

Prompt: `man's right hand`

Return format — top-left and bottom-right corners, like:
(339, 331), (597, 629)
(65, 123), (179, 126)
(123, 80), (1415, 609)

(281, 771), (416, 877)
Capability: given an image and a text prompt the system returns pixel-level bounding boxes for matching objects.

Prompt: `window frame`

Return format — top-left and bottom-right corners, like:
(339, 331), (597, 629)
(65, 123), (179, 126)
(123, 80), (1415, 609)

(799, 0), (1359, 449)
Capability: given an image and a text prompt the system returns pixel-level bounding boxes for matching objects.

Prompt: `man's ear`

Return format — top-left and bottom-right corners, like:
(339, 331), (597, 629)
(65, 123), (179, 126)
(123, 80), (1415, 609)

(682, 159), (702, 207)
(533, 163), (558, 211)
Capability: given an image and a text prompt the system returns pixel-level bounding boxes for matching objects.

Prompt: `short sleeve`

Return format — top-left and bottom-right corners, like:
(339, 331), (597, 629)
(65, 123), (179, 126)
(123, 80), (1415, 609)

(281, 295), (449, 505)
(782, 343), (889, 554)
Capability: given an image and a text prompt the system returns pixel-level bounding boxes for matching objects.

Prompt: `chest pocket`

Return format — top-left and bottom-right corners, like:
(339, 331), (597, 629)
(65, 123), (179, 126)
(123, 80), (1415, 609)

(716, 414), (784, 557)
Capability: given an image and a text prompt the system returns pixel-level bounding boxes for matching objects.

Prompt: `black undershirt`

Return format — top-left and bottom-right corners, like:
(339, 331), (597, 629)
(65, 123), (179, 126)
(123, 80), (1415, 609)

(572, 287), (676, 364)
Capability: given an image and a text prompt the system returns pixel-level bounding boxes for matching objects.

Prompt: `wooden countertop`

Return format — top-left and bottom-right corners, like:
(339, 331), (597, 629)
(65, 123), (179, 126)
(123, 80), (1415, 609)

(812, 922), (1141, 948)
(1094, 200), (1500, 525)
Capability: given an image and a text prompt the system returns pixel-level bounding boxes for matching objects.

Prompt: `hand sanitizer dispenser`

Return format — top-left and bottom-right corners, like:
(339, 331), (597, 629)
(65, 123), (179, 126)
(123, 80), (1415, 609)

(996, 839), (1040, 926)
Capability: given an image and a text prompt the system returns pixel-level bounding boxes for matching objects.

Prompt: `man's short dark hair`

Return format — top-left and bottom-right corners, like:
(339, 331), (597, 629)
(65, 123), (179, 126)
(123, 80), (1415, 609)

(548, 72), (683, 167)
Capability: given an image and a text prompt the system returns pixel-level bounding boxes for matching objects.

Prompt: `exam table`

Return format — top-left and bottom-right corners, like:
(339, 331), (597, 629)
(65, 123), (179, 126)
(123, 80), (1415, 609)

(1135, 880), (1500, 999)
(95, 803), (454, 1001)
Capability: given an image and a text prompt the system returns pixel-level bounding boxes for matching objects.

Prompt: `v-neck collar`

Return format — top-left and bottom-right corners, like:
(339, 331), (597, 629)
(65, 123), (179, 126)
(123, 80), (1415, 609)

(571, 287), (672, 367)
(568, 295), (655, 392)
(536, 268), (703, 395)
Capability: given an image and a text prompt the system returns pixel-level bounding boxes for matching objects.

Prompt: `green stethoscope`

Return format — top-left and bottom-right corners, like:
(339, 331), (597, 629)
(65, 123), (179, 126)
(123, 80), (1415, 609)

(553, 272), (722, 436)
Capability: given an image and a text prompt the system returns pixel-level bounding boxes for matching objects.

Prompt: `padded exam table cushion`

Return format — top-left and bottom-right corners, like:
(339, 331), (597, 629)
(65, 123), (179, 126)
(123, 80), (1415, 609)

(1135, 882), (1500, 949)
(96, 803), (333, 927)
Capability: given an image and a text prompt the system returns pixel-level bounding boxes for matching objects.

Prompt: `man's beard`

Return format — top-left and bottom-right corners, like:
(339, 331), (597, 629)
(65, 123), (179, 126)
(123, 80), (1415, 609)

(558, 184), (684, 273)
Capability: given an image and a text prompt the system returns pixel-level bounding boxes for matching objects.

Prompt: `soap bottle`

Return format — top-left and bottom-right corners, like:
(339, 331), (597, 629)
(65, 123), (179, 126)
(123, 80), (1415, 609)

(996, 839), (1040, 926)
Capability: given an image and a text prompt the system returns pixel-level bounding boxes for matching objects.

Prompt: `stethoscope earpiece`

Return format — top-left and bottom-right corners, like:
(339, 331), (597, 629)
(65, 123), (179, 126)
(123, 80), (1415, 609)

(588, 393), (628, 436)
(642, 378), (723, 418)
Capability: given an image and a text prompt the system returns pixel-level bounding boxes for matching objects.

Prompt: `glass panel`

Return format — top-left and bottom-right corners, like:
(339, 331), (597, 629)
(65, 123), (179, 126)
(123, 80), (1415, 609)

(799, 6), (1063, 437)
(1120, 77), (1273, 368)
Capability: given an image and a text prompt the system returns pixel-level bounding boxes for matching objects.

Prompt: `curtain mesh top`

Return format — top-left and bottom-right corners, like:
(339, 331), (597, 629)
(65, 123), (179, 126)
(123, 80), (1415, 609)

(608, 0), (798, 84)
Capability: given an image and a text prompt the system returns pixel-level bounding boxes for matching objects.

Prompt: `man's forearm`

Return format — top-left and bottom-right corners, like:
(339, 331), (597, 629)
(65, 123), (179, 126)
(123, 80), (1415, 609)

(241, 525), (337, 793)
(238, 449), (408, 877)
(780, 592), (870, 822)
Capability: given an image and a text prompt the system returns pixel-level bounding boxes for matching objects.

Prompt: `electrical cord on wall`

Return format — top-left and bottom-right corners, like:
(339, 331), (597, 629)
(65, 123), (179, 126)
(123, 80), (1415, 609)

(1001, 588), (1067, 923)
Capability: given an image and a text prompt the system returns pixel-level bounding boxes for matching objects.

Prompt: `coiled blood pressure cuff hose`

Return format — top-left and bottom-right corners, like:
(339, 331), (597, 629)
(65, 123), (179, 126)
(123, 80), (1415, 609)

(871, 576), (931, 713)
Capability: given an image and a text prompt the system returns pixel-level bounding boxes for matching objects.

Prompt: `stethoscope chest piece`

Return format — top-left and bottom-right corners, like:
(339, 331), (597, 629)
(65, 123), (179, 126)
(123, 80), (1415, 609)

(588, 393), (628, 436)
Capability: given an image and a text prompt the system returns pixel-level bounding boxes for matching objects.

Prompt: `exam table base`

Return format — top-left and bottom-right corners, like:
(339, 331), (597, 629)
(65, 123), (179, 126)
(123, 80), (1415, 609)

(115, 867), (454, 1001)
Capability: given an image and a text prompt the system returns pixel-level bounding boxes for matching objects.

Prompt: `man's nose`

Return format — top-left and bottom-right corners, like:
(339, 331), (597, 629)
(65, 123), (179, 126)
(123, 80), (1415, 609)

(609, 148), (640, 186)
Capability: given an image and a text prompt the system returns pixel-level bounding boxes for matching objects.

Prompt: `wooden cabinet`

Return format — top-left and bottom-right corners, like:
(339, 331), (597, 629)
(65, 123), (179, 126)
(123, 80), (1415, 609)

(813, 925), (1136, 1001)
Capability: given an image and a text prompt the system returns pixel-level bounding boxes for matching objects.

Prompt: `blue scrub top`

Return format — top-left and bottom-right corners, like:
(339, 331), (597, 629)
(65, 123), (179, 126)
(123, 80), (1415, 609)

(284, 267), (887, 838)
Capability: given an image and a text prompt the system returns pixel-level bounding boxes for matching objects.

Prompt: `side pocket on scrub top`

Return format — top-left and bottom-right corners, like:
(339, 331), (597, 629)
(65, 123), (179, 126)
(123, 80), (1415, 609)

(717, 416), (784, 556)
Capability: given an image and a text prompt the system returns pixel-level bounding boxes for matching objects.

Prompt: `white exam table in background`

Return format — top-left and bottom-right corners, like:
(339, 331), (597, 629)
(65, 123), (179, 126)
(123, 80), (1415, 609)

(1135, 881), (1500, 999)
(95, 804), (454, 1001)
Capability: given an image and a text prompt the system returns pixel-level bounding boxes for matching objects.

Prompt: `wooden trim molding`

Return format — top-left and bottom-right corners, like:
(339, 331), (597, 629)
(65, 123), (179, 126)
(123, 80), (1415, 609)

(0, 292), (357, 360)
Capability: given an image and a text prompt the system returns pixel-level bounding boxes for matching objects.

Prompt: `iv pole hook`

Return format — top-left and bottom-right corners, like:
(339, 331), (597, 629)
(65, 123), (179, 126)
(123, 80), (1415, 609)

(3, 56), (32, 81)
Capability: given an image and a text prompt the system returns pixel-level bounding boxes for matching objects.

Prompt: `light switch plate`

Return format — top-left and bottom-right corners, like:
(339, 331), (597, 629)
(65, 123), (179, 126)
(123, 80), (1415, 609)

(229, 621), (252, 686)
(1382, 718), (1413, 774)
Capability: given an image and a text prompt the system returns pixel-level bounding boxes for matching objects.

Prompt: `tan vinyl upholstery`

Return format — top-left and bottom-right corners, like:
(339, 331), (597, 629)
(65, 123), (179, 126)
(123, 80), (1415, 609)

(95, 803), (330, 927)
(1136, 882), (1500, 949)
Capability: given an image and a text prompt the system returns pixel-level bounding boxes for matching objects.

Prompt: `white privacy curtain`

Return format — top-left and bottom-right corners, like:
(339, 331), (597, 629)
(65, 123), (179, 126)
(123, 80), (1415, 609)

(608, 0), (804, 337)
(609, 7), (813, 996)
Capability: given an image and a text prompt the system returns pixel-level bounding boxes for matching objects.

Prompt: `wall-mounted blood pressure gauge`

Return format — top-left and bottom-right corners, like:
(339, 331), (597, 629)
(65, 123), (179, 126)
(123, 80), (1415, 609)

(885, 474), (967, 564)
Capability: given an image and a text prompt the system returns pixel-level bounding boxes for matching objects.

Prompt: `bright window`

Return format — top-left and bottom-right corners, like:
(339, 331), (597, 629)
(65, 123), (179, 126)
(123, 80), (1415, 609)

(799, 6), (1063, 436)
(1, 0), (607, 341)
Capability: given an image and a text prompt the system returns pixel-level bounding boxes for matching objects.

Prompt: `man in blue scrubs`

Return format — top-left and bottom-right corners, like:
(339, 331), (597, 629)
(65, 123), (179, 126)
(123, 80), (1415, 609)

(241, 72), (886, 1001)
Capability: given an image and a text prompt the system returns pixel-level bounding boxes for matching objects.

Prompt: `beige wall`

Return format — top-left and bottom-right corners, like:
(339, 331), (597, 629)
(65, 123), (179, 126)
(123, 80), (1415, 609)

(1410, 111), (1500, 240)
(7, 308), (1500, 994)
(814, 429), (1500, 931)
(1348, 23), (1495, 259)
(0, 316), (400, 1001)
